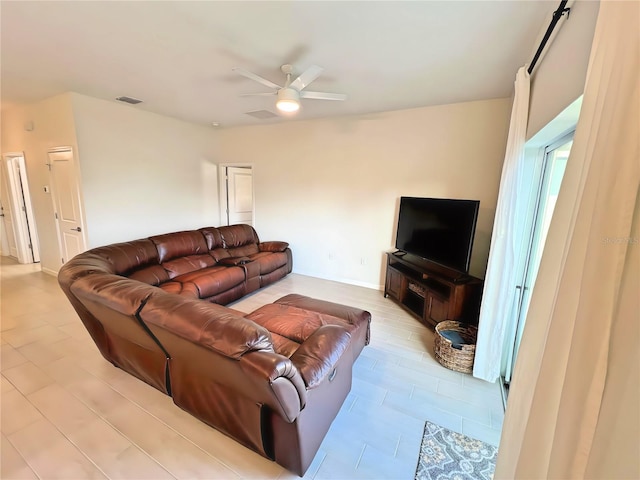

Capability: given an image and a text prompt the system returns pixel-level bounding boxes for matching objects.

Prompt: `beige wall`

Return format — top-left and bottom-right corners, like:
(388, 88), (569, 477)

(217, 98), (511, 288)
(1, 93), (80, 273)
(527, 0), (599, 139)
(69, 93), (220, 247)
(1, 93), (509, 283)
(1, 92), (220, 273)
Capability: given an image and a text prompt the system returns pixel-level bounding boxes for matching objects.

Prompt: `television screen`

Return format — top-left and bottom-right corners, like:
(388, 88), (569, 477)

(395, 197), (480, 273)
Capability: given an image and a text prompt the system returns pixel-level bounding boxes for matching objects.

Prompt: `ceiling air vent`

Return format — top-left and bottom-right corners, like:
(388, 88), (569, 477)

(116, 96), (143, 105)
(245, 110), (277, 120)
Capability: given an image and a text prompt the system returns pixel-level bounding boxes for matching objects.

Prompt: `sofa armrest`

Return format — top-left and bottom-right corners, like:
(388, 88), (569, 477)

(289, 325), (351, 389)
(259, 241), (289, 253)
(141, 296), (307, 422)
(240, 350), (307, 421)
(218, 256), (251, 266)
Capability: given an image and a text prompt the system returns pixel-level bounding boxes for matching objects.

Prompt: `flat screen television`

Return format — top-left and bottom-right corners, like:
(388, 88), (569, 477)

(395, 197), (480, 274)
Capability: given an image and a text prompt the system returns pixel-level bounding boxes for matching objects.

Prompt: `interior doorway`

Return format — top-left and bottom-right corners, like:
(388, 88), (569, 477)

(219, 164), (254, 226)
(47, 147), (87, 264)
(0, 172), (19, 258)
(1, 153), (40, 263)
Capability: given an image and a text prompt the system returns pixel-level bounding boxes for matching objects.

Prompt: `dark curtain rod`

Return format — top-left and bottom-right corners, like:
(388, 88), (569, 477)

(528, 0), (571, 74)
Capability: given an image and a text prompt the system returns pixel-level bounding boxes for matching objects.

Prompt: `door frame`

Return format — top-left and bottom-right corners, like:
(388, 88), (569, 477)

(0, 164), (19, 258)
(47, 146), (88, 267)
(2, 152), (40, 263)
(218, 163), (254, 226)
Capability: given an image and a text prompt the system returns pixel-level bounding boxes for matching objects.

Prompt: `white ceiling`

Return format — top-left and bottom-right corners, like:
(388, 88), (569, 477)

(1, 1), (555, 128)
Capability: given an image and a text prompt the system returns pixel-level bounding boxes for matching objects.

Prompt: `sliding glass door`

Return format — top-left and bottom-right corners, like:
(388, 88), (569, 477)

(504, 132), (573, 383)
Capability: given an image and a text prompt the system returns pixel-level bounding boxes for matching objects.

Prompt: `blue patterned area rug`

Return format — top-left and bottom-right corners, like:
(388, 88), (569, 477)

(414, 421), (498, 480)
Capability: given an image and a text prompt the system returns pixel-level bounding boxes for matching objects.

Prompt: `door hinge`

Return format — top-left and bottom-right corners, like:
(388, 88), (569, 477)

(46, 163), (52, 171)
(62, 257), (65, 264)
(54, 212), (58, 219)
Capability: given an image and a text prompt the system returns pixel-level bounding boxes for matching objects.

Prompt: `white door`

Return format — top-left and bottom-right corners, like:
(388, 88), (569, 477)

(2, 154), (40, 263)
(0, 167), (19, 258)
(222, 166), (254, 226)
(48, 148), (87, 264)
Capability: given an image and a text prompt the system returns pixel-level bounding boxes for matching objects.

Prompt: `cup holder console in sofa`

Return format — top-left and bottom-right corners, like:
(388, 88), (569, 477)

(58, 225), (371, 476)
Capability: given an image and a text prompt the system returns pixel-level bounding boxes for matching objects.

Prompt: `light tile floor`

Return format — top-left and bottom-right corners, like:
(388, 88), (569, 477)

(0, 257), (504, 479)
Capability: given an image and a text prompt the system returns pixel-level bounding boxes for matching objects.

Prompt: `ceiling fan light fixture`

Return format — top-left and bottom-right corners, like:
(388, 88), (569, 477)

(276, 88), (300, 113)
(236, 64), (345, 113)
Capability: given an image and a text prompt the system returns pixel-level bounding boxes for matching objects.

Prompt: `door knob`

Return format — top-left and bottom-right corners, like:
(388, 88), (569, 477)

(71, 227), (82, 232)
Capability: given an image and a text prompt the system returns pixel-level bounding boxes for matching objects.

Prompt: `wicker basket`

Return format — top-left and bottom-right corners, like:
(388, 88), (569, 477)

(434, 321), (478, 374)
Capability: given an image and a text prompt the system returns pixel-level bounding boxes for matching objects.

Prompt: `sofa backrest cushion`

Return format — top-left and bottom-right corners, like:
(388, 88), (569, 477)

(70, 273), (157, 317)
(69, 274), (167, 354)
(87, 239), (160, 274)
(70, 273), (170, 393)
(59, 239), (169, 286)
(150, 230), (216, 279)
(150, 230), (209, 262)
(58, 238), (169, 288)
(199, 227), (224, 250)
(219, 224), (260, 257)
(199, 227), (232, 261)
(139, 295), (274, 359)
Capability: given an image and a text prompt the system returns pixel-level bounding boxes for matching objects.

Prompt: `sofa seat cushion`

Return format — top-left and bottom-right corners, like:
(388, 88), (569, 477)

(162, 254), (216, 279)
(158, 281), (199, 298)
(275, 294), (371, 347)
(270, 332), (302, 358)
(245, 304), (358, 345)
(128, 264), (170, 286)
(247, 251), (289, 275)
(226, 244), (260, 258)
(172, 265), (245, 299)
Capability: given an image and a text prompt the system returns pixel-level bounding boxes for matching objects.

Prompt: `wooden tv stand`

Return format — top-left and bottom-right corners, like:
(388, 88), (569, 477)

(384, 252), (483, 329)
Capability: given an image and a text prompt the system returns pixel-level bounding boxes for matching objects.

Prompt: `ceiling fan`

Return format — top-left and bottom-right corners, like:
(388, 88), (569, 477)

(233, 64), (346, 114)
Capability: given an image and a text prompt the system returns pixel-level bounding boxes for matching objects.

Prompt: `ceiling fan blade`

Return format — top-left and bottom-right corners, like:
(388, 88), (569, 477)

(290, 65), (324, 91)
(239, 92), (277, 97)
(233, 68), (281, 90)
(300, 91), (347, 101)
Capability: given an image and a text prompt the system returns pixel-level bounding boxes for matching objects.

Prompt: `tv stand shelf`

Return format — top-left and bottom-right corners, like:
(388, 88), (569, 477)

(384, 252), (483, 329)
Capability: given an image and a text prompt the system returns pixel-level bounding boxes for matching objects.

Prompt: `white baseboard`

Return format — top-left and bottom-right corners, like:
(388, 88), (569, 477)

(41, 267), (59, 277)
(292, 269), (383, 291)
(336, 277), (382, 291)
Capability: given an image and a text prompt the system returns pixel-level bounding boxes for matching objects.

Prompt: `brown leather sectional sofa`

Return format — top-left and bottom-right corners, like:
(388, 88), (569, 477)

(58, 224), (371, 476)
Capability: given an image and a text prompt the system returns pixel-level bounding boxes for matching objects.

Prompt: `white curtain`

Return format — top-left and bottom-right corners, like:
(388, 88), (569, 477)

(495, 1), (639, 478)
(472, 67), (530, 382)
